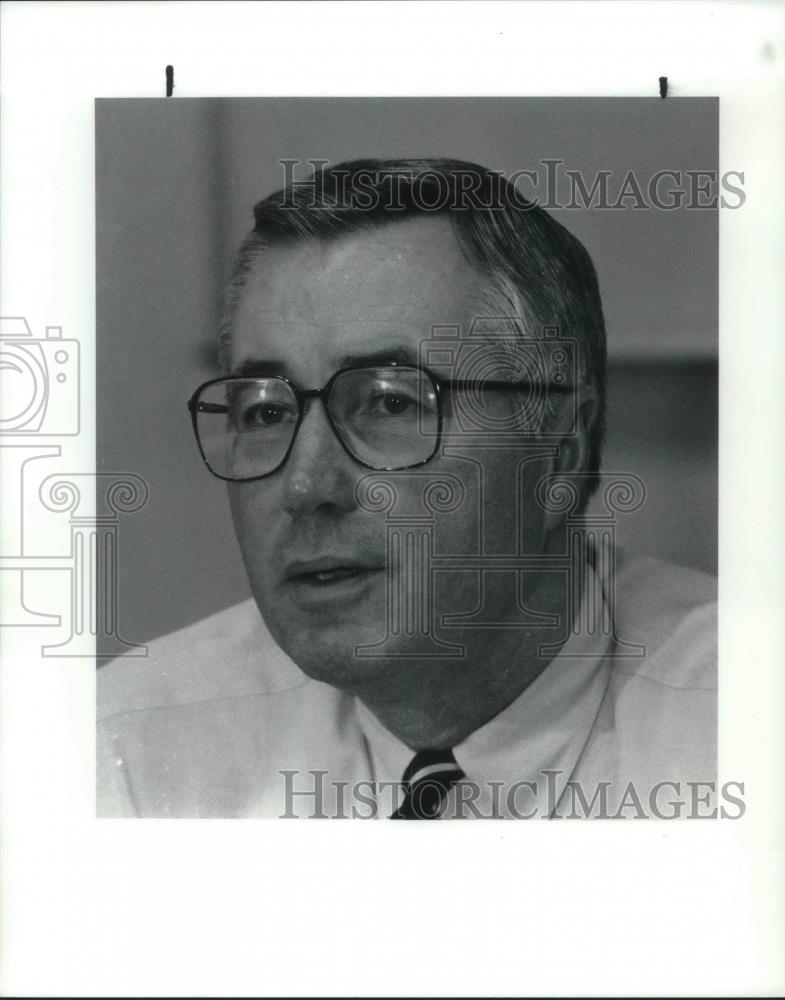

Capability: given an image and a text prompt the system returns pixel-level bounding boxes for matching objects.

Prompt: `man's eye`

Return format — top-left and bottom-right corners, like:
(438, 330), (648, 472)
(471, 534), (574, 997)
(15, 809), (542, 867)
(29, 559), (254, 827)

(237, 403), (294, 428)
(377, 392), (415, 416)
(360, 390), (423, 419)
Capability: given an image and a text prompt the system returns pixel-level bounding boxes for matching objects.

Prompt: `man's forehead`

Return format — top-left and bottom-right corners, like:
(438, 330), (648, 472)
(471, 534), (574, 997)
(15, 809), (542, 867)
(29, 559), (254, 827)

(234, 217), (489, 325)
(227, 216), (523, 381)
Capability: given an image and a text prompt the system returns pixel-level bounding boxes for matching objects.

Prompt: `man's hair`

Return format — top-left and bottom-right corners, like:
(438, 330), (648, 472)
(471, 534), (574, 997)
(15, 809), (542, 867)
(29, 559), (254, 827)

(220, 157), (607, 504)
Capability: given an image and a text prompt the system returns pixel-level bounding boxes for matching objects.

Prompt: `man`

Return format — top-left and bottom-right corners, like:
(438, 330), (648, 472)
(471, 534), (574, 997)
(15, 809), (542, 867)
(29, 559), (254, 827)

(98, 159), (717, 819)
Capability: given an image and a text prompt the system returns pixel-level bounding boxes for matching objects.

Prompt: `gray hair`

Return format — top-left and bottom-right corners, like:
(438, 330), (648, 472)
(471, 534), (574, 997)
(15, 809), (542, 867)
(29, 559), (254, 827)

(219, 158), (607, 503)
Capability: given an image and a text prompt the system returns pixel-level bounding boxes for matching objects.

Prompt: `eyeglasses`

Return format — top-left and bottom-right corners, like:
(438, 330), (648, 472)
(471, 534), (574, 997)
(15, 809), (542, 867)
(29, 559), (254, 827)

(187, 363), (573, 482)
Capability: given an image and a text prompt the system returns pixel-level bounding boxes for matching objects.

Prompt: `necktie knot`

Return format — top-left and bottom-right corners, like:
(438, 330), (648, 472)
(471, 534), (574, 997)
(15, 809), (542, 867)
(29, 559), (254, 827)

(390, 748), (465, 820)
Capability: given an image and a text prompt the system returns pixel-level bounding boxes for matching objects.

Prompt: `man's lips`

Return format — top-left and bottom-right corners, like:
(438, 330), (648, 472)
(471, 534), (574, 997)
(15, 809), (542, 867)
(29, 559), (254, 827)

(284, 556), (384, 585)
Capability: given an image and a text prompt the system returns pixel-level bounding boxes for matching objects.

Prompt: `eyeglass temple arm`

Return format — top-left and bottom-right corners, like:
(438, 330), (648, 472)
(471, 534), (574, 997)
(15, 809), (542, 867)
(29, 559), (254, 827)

(439, 378), (575, 393)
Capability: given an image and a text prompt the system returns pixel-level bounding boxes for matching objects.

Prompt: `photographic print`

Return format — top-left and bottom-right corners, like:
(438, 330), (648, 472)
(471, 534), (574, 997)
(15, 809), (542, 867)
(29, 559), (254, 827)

(95, 97), (722, 820)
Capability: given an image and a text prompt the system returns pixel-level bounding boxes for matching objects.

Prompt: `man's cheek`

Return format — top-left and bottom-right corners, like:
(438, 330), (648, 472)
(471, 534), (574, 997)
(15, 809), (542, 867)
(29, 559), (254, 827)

(230, 488), (276, 564)
(433, 569), (482, 620)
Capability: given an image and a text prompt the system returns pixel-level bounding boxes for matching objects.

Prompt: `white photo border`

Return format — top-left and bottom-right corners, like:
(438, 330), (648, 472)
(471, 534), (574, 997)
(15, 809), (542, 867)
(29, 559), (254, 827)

(1, 1), (784, 996)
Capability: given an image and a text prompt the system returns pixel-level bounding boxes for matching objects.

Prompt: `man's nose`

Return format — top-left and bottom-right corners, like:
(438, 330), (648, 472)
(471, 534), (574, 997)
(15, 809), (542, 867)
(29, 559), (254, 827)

(281, 399), (357, 517)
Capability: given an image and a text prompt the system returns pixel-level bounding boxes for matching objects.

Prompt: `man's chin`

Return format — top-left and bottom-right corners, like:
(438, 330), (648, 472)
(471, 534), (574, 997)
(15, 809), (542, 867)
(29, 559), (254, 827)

(255, 578), (473, 690)
(277, 625), (396, 690)
(260, 604), (395, 689)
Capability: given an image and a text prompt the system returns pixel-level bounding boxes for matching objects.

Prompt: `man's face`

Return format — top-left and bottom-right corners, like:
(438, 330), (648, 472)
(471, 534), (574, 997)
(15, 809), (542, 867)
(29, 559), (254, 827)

(227, 215), (556, 693)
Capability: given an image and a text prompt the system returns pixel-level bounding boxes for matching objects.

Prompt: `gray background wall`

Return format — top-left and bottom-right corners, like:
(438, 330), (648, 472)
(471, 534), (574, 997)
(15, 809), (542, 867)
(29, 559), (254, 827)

(96, 98), (718, 648)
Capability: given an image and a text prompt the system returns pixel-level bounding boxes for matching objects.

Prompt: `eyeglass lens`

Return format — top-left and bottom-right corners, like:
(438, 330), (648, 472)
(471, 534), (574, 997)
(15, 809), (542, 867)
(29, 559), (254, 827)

(193, 367), (439, 480)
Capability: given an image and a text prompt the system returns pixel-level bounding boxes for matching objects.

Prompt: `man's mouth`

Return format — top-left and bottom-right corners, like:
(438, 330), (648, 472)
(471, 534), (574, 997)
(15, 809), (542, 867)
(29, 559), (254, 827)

(300, 567), (374, 585)
(285, 557), (384, 590)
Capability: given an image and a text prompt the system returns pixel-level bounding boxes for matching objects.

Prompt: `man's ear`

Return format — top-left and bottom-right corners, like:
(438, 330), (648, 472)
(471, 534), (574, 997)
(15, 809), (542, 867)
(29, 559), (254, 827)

(542, 386), (599, 534)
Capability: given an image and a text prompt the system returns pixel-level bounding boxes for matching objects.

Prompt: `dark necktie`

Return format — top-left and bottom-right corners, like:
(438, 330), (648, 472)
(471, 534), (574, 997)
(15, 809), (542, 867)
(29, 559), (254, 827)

(390, 747), (465, 820)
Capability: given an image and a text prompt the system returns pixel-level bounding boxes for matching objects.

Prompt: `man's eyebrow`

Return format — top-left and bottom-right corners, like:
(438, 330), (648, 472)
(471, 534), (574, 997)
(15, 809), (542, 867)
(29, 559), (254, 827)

(230, 359), (290, 378)
(230, 347), (422, 380)
(338, 347), (421, 368)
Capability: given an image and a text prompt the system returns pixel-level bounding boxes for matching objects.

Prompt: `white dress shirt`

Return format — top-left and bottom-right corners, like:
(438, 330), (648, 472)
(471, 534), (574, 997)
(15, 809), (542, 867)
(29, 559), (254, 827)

(97, 548), (717, 819)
